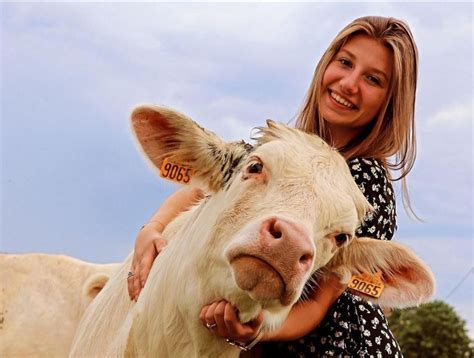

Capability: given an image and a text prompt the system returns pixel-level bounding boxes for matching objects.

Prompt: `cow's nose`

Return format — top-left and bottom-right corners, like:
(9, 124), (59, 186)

(260, 217), (314, 273)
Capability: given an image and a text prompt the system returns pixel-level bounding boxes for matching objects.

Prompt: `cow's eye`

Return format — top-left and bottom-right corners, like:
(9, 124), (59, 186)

(335, 233), (350, 247)
(242, 157), (265, 181)
(247, 162), (263, 174)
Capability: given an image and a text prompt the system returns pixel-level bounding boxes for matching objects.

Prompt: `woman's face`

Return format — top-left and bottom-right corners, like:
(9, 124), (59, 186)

(320, 33), (393, 146)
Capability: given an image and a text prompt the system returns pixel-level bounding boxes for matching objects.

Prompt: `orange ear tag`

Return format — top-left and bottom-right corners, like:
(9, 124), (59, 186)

(160, 158), (193, 184)
(348, 271), (385, 298)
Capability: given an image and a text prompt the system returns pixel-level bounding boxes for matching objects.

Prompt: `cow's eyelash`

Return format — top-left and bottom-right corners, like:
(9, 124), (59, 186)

(247, 162), (263, 174)
(334, 233), (350, 247)
(242, 157), (264, 178)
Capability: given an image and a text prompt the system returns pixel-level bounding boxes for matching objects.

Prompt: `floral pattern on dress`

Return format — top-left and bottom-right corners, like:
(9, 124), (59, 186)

(349, 158), (397, 241)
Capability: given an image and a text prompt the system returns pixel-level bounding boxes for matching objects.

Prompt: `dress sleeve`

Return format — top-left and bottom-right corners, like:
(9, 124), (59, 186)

(348, 158), (397, 241)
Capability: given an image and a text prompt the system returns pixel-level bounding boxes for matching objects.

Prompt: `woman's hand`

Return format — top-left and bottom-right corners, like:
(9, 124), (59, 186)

(127, 187), (204, 301)
(128, 221), (167, 301)
(199, 300), (263, 345)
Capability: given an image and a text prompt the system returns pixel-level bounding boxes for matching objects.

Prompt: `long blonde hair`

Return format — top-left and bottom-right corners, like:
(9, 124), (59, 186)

(295, 16), (419, 217)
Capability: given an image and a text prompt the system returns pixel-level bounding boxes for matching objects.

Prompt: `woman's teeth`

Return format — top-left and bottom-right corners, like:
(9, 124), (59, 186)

(330, 91), (354, 109)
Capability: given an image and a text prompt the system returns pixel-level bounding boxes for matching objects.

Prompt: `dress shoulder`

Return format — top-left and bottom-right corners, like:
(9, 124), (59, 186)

(347, 158), (397, 240)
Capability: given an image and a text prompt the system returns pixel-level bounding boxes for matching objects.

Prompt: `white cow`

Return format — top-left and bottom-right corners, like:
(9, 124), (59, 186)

(0, 253), (119, 357)
(70, 105), (435, 357)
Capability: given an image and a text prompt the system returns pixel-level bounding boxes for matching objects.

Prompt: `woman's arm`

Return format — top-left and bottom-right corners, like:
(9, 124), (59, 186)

(200, 275), (345, 345)
(263, 275), (345, 341)
(128, 186), (204, 300)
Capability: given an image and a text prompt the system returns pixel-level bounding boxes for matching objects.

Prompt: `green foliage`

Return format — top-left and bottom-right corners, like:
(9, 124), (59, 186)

(388, 300), (473, 358)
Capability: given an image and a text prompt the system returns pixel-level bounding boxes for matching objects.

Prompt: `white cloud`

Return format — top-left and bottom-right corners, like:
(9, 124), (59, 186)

(182, 95), (295, 142)
(426, 101), (473, 128)
(401, 97), (473, 228)
(213, 115), (254, 142)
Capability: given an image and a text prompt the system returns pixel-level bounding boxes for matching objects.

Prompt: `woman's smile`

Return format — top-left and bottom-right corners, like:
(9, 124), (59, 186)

(328, 89), (357, 110)
(319, 33), (393, 146)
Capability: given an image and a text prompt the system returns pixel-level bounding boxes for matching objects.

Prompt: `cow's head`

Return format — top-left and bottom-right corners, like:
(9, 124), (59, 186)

(131, 104), (434, 330)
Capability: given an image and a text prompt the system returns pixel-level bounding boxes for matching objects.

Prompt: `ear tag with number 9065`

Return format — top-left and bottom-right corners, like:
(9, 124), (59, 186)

(160, 158), (193, 184)
(348, 271), (385, 298)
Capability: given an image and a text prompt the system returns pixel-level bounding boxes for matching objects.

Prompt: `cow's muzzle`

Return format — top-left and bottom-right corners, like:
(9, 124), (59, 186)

(226, 216), (314, 305)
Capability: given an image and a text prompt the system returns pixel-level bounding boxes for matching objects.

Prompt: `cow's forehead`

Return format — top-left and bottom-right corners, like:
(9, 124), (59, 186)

(252, 136), (346, 176)
(252, 124), (340, 163)
(245, 135), (369, 226)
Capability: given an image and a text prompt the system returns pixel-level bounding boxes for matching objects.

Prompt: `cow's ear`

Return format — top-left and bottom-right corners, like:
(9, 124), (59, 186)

(83, 273), (111, 299)
(131, 104), (252, 193)
(325, 237), (435, 308)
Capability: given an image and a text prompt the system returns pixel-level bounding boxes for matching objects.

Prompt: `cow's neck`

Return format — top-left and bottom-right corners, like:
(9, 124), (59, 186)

(129, 191), (242, 356)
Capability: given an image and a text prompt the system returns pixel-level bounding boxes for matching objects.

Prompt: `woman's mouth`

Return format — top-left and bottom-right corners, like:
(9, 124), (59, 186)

(329, 90), (356, 109)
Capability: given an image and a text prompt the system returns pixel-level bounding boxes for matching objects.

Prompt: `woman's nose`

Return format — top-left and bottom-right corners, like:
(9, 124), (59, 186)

(339, 72), (359, 95)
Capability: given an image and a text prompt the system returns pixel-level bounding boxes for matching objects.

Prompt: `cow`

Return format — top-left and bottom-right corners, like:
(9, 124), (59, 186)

(70, 104), (435, 357)
(0, 253), (119, 357)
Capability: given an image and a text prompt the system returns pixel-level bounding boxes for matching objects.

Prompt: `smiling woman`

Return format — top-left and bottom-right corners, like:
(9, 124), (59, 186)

(320, 34), (394, 148)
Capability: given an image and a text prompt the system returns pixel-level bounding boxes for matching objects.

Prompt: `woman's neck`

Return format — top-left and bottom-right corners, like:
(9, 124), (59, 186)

(326, 123), (363, 150)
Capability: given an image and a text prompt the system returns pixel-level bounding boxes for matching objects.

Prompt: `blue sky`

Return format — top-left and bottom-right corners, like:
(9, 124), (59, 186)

(1, 2), (472, 335)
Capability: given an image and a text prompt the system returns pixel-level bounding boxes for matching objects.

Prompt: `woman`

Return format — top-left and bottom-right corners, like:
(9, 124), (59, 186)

(128, 16), (418, 357)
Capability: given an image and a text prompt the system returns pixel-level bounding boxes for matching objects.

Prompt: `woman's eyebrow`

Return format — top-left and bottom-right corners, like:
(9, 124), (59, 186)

(338, 49), (354, 58)
(338, 49), (390, 82)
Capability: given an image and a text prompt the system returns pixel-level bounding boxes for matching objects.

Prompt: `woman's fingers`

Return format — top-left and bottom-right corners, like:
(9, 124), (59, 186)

(128, 237), (168, 301)
(199, 304), (210, 326)
(132, 251), (154, 300)
(200, 300), (263, 344)
(222, 302), (241, 337)
(138, 250), (156, 288)
(132, 269), (142, 301)
(153, 238), (168, 253)
(139, 238), (167, 288)
(204, 301), (221, 325)
(127, 267), (139, 301)
(200, 301), (227, 334)
(127, 263), (137, 300)
(223, 303), (262, 342)
(212, 301), (228, 337)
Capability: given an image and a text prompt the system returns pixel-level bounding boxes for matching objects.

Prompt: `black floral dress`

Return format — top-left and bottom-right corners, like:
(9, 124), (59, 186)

(261, 158), (402, 358)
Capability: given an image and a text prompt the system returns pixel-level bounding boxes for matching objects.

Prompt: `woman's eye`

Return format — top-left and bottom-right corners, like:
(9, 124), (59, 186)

(339, 58), (352, 67)
(367, 75), (381, 86)
(335, 233), (349, 246)
(247, 162), (263, 174)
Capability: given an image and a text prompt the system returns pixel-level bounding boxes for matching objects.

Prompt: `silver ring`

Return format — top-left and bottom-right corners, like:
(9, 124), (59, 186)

(206, 322), (217, 329)
(127, 271), (135, 279)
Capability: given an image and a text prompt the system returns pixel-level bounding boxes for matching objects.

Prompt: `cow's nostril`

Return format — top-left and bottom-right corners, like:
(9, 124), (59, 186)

(271, 229), (282, 239)
(269, 221), (282, 239)
(299, 254), (312, 265)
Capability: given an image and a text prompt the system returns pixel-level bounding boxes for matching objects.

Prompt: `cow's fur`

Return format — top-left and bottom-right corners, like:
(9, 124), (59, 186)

(0, 254), (118, 358)
(70, 105), (435, 357)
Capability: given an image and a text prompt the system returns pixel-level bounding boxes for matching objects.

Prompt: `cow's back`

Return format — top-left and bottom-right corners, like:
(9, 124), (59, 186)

(0, 253), (118, 358)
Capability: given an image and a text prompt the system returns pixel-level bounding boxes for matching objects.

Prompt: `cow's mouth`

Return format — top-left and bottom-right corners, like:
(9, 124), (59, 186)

(230, 255), (293, 305)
